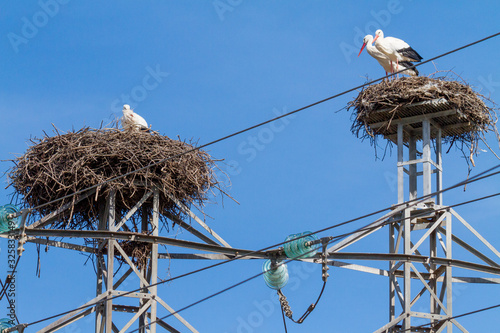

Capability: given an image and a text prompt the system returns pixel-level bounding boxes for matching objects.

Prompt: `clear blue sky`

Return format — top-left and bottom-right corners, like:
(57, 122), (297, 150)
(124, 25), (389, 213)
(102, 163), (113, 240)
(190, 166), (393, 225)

(1, 1), (500, 332)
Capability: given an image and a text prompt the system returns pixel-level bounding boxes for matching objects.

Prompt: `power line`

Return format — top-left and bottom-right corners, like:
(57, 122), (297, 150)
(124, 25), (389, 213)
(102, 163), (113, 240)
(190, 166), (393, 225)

(22, 31), (500, 214)
(304, 163), (500, 241)
(393, 31), (500, 74)
(12, 154), (500, 329)
(22, 181), (500, 330)
(16, 137), (500, 328)
(131, 189), (500, 332)
(18, 162), (500, 328)
(400, 303), (500, 332)
(128, 237), (337, 333)
(128, 162), (500, 330)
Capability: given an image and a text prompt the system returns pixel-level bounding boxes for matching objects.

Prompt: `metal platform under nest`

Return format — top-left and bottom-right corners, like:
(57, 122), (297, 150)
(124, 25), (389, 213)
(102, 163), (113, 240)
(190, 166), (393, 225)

(365, 98), (477, 143)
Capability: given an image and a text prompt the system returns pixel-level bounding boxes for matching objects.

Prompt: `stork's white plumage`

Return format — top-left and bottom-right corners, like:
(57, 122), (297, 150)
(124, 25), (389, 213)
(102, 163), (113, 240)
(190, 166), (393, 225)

(373, 29), (422, 73)
(121, 105), (149, 131)
(358, 35), (418, 77)
(358, 35), (392, 75)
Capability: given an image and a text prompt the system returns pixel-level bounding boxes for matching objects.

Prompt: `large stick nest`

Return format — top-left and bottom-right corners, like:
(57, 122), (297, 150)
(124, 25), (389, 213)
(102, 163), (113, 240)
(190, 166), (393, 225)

(7, 127), (225, 231)
(348, 75), (498, 158)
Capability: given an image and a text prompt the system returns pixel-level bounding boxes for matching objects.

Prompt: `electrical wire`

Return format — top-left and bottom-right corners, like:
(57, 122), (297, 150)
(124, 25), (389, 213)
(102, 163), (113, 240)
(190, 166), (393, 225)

(131, 188), (500, 333)
(399, 303), (500, 332)
(130, 183), (500, 331)
(0, 256), (20, 301)
(17, 31), (500, 215)
(129, 237), (330, 333)
(21, 161), (500, 328)
(21, 183), (500, 331)
(289, 281), (327, 324)
(7, 153), (500, 330)
(0, 276), (19, 326)
(294, 163), (500, 247)
(17, 161), (500, 328)
(280, 305), (288, 333)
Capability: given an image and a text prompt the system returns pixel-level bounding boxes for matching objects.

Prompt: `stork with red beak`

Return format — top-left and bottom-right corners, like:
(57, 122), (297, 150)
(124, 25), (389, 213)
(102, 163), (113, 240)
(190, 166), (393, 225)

(358, 35), (418, 77)
(372, 29), (423, 74)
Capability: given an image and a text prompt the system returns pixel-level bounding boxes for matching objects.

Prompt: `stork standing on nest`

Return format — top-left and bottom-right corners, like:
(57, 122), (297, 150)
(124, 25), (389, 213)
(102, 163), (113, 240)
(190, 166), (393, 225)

(373, 29), (423, 76)
(358, 35), (418, 77)
(121, 104), (149, 131)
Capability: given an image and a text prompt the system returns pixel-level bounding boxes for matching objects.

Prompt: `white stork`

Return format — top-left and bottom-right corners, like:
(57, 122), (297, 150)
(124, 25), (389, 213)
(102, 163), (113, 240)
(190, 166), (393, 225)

(372, 29), (423, 74)
(358, 35), (418, 77)
(121, 105), (149, 131)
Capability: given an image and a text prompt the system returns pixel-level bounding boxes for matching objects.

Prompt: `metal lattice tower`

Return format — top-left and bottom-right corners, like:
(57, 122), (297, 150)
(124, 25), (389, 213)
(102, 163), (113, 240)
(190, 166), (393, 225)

(312, 99), (500, 333)
(386, 110), (452, 331)
(378, 100), (499, 332)
(4, 181), (270, 333)
(33, 187), (204, 333)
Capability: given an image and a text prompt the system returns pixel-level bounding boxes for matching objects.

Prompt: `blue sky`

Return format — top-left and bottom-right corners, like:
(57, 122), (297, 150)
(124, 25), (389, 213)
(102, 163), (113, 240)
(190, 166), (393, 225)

(1, 1), (500, 332)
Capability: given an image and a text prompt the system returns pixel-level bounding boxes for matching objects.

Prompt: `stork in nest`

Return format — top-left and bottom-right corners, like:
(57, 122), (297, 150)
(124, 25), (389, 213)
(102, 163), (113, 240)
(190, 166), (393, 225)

(121, 104), (150, 131)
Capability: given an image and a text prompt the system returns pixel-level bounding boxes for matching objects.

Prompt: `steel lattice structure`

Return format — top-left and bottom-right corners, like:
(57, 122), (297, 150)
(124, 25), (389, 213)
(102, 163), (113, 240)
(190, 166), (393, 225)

(318, 100), (500, 332)
(2, 183), (269, 332)
(1, 100), (500, 332)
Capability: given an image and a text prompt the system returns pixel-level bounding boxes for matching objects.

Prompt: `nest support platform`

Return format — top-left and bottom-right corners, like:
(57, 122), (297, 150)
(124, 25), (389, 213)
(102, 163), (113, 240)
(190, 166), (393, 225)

(365, 98), (476, 143)
(349, 76), (498, 157)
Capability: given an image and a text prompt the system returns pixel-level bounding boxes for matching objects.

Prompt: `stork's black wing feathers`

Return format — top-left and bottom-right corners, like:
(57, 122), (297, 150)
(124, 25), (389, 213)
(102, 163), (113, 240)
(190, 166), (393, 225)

(399, 61), (419, 76)
(397, 47), (423, 62)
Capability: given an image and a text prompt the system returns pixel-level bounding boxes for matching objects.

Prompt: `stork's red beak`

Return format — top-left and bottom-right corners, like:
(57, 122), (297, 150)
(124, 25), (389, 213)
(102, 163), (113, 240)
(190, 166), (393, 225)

(357, 43), (366, 57)
(372, 35), (379, 44)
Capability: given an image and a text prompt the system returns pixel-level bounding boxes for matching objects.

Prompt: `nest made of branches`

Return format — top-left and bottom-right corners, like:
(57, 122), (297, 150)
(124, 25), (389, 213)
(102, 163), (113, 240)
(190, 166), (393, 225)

(348, 75), (498, 159)
(7, 127), (226, 231)
(115, 240), (152, 270)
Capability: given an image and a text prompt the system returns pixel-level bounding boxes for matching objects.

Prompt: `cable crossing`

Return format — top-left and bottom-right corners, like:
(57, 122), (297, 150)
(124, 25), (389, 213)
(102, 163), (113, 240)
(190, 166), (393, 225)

(3, 30), (500, 332)
(19, 171), (500, 330)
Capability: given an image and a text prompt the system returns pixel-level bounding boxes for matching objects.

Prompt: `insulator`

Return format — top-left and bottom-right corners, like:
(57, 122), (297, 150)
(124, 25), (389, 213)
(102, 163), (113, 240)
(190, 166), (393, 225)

(262, 259), (289, 290)
(0, 318), (16, 333)
(283, 231), (320, 259)
(0, 205), (20, 234)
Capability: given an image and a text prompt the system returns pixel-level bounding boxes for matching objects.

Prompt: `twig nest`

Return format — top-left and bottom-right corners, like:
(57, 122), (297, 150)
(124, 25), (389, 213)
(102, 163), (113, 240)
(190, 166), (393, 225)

(348, 76), (497, 156)
(8, 128), (224, 230)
